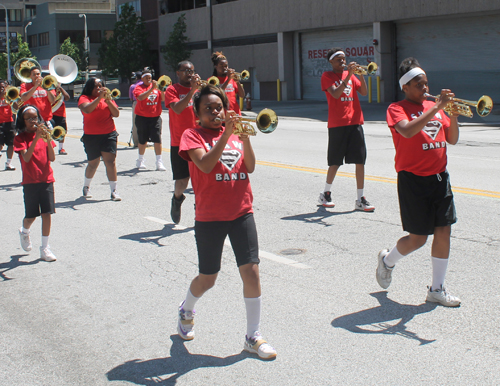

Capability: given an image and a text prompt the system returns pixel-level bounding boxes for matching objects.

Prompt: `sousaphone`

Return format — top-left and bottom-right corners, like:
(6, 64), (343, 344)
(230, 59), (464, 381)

(48, 54), (79, 112)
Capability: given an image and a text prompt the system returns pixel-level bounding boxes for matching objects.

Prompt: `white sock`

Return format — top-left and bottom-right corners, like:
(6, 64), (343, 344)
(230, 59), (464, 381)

(182, 289), (200, 314)
(84, 177), (92, 188)
(58, 142), (63, 150)
(357, 189), (364, 201)
(41, 236), (49, 248)
(21, 226), (30, 234)
(109, 181), (117, 192)
(383, 244), (405, 268)
(6, 158), (12, 165)
(431, 257), (449, 291)
(244, 296), (261, 338)
(138, 154), (144, 160)
(324, 183), (332, 192)
(156, 155), (162, 162)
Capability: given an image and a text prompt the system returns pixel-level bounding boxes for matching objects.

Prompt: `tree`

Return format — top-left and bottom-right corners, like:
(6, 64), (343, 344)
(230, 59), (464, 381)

(162, 13), (191, 72)
(0, 34), (35, 82)
(97, 3), (152, 81)
(59, 37), (81, 69)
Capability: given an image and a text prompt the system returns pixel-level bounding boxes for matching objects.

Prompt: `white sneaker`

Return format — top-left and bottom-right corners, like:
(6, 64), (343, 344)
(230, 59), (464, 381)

(376, 249), (393, 289)
(355, 196), (375, 212)
(426, 285), (461, 307)
(244, 332), (277, 360)
(19, 228), (32, 252)
(156, 160), (167, 171)
(177, 301), (195, 340)
(136, 158), (147, 170)
(111, 190), (122, 201)
(40, 246), (57, 262)
(318, 191), (335, 208)
(5, 162), (15, 171)
(82, 186), (92, 198)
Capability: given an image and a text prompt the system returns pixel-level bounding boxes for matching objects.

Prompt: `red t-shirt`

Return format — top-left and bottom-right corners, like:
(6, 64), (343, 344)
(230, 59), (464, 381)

(179, 127), (253, 222)
(164, 83), (198, 146)
(0, 98), (13, 123)
(78, 95), (117, 135)
(386, 100), (451, 176)
(13, 130), (56, 185)
(20, 83), (53, 122)
(52, 89), (66, 117)
(321, 71), (363, 128)
(133, 83), (162, 117)
(216, 76), (241, 115)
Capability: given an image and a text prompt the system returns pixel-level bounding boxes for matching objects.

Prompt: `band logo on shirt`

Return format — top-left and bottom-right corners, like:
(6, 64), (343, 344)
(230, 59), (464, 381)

(335, 80), (353, 102)
(32, 89), (47, 98)
(147, 92), (158, 105)
(209, 140), (248, 181)
(225, 83), (235, 93)
(179, 94), (193, 107)
(410, 111), (446, 151)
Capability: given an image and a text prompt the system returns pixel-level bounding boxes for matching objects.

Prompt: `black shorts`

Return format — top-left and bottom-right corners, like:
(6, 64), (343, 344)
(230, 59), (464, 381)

(52, 115), (67, 131)
(398, 170), (457, 235)
(195, 213), (260, 275)
(23, 182), (55, 218)
(0, 121), (15, 147)
(327, 125), (367, 166)
(170, 146), (190, 180)
(136, 115), (162, 144)
(81, 131), (118, 161)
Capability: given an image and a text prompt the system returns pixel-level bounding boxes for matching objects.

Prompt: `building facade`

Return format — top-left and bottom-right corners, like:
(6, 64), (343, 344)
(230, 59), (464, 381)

(157, 0), (500, 104)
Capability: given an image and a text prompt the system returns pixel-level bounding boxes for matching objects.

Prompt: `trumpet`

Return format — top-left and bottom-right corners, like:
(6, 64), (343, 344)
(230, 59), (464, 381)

(214, 108), (278, 136)
(35, 123), (66, 142)
(346, 62), (378, 75)
(104, 88), (121, 100)
(42, 74), (58, 91)
(157, 75), (172, 91)
(424, 93), (493, 118)
(233, 70), (250, 81)
(199, 76), (220, 88)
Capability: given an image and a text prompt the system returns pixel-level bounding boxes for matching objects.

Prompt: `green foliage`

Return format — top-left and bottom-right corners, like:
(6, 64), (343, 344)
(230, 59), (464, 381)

(97, 3), (152, 80)
(0, 34), (35, 81)
(59, 37), (81, 69)
(162, 13), (191, 72)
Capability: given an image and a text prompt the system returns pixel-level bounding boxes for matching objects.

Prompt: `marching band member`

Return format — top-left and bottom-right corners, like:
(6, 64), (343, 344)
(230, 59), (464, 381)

(14, 105), (57, 262)
(0, 80), (16, 170)
(20, 67), (55, 124)
(176, 84), (277, 360)
(319, 48), (375, 212)
(51, 85), (71, 155)
(211, 51), (245, 115)
(164, 61), (199, 224)
(134, 70), (166, 171)
(78, 78), (121, 201)
(377, 57), (461, 307)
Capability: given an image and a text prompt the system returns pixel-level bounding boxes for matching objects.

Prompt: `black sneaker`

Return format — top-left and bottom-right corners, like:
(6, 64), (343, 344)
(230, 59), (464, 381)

(171, 194), (185, 224)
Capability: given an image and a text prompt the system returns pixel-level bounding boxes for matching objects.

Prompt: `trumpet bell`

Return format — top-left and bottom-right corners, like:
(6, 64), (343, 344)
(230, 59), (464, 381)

(49, 54), (79, 84)
(476, 95), (493, 117)
(158, 75), (172, 91)
(51, 126), (66, 142)
(5, 86), (20, 103)
(234, 70), (250, 81)
(200, 76), (220, 88)
(42, 75), (58, 90)
(255, 108), (278, 133)
(14, 58), (41, 83)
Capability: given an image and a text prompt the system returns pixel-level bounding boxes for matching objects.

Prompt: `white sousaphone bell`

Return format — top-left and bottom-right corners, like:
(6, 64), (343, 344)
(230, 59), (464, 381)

(47, 54), (79, 112)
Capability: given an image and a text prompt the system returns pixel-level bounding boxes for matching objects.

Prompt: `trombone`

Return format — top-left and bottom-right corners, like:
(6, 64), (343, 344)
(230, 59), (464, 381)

(424, 93), (493, 118)
(157, 75), (172, 91)
(346, 62), (378, 76)
(215, 108), (278, 136)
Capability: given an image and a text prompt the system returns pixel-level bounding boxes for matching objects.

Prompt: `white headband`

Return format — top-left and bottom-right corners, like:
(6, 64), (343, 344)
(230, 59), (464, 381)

(141, 72), (151, 79)
(399, 67), (425, 90)
(23, 106), (38, 115)
(329, 51), (345, 61)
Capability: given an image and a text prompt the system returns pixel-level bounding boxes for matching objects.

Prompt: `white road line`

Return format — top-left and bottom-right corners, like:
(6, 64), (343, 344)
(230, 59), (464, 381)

(144, 216), (312, 269)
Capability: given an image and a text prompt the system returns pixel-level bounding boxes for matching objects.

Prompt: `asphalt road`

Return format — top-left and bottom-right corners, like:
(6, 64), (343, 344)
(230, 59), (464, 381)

(0, 102), (499, 385)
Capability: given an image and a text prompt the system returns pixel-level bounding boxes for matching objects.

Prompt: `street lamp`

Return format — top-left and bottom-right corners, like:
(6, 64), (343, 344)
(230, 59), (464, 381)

(0, 4), (11, 82)
(24, 21), (32, 40)
(79, 14), (88, 81)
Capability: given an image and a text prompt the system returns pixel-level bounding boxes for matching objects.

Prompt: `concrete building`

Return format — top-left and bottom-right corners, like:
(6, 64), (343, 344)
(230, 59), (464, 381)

(157, 0), (500, 104)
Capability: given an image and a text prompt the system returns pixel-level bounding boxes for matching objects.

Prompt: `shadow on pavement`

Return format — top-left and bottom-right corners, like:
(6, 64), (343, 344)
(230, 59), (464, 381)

(119, 225), (194, 247)
(331, 291), (438, 345)
(0, 182), (22, 192)
(106, 335), (250, 385)
(1, 254), (40, 281)
(281, 207), (355, 227)
(55, 197), (110, 210)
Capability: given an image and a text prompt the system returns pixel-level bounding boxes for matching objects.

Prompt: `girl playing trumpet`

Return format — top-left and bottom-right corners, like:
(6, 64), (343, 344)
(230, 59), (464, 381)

(211, 51), (245, 115)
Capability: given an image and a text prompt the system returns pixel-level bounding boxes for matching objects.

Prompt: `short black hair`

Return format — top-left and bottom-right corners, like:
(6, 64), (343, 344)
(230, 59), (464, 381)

(193, 84), (228, 117)
(15, 104), (43, 133)
(177, 61), (193, 71)
(399, 57), (422, 79)
(135, 71), (142, 80)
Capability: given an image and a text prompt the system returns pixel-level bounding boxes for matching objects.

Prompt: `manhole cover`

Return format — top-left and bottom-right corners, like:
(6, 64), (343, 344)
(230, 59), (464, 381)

(279, 248), (305, 256)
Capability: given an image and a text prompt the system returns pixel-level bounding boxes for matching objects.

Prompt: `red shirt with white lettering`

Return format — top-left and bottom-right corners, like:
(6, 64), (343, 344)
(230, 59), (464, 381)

(387, 100), (451, 176)
(0, 98), (13, 123)
(14, 130), (56, 185)
(20, 83), (53, 122)
(179, 127), (253, 222)
(321, 71), (363, 128)
(133, 83), (162, 117)
(164, 83), (198, 146)
(78, 95), (117, 135)
(216, 76), (241, 115)
(52, 89), (66, 117)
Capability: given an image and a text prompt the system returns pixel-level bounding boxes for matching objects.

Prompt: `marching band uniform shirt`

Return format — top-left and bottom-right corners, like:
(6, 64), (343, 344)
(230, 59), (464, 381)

(321, 70), (363, 128)
(0, 98), (13, 123)
(14, 131), (56, 185)
(133, 84), (162, 117)
(216, 76), (241, 115)
(179, 127), (253, 222)
(164, 83), (198, 146)
(20, 83), (53, 122)
(52, 89), (66, 118)
(387, 100), (451, 176)
(78, 95), (118, 135)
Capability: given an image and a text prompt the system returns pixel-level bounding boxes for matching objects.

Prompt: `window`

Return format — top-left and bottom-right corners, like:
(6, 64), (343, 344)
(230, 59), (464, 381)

(28, 34), (38, 48)
(25, 5), (36, 19)
(39, 32), (49, 46)
(59, 30), (101, 44)
(9, 9), (22, 22)
(165, 0), (207, 13)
